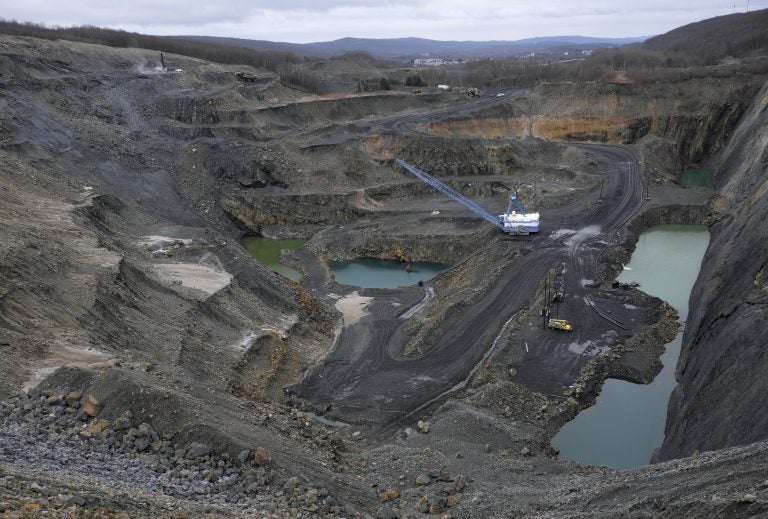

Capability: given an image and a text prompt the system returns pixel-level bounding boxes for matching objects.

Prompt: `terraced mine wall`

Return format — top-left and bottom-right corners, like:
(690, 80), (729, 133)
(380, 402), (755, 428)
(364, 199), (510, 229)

(427, 77), (763, 169)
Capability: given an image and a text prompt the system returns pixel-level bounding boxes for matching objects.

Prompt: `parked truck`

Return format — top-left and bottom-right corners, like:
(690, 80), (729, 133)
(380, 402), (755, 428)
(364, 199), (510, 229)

(547, 318), (573, 332)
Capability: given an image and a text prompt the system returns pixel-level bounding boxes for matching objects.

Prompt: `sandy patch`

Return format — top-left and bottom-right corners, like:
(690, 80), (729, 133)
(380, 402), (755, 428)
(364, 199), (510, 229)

(24, 345), (112, 390)
(150, 263), (232, 297)
(232, 313), (299, 352)
(565, 225), (602, 247)
(233, 331), (261, 352)
(138, 235), (194, 247)
(335, 291), (374, 328)
(260, 314), (299, 339)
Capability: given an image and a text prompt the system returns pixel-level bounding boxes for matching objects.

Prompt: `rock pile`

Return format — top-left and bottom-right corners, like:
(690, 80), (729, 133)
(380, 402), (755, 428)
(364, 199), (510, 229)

(375, 469), (468, 517)
(0, 387), (345, 516)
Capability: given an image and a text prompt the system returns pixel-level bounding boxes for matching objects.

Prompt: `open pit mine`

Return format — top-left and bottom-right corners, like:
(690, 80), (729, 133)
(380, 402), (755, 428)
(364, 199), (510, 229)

(1, 9), (768, 518)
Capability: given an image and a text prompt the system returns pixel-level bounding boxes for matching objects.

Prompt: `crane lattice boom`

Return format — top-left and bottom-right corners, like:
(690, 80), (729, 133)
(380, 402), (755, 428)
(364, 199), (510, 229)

(396, 159), (540, 235)
(396, 159), (504, 229)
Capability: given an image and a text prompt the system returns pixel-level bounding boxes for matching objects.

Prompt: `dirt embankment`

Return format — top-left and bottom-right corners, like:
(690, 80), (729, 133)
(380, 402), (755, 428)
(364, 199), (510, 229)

(0, 35), (361, 506)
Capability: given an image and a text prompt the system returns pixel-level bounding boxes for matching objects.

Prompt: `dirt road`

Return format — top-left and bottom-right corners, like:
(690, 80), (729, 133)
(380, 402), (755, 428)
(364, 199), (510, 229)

(293, 136), (646, 430)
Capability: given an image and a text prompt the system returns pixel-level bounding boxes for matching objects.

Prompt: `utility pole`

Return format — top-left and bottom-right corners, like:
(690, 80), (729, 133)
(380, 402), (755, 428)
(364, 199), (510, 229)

(543, 271), (548, 329)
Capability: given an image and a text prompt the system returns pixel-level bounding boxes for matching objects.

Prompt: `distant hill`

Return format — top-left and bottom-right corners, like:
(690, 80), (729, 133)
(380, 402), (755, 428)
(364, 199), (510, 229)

(643, 8), (768, 63)
(180, 35), (647, 60)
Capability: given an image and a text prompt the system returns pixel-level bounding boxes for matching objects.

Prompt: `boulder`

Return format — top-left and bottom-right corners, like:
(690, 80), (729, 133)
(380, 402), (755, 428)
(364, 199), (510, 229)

(283, 476), (300, 491)
(377, 486), (400, 502)
(416, 474), (431, 486)
(237, 449), (251, 463)
(376, 505), (398, 519)
(187, 442), (212, 459)
(254, 447), (271, 465)
(452, 475), (466, 493)
(65, 391), (82, 407)
(86, 419), (110, 434)
(81, 395), (102, 417)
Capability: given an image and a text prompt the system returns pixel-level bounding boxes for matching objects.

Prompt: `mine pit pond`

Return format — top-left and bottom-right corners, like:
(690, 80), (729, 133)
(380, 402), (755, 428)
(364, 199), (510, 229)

(679, 168), (714, 188)
(552, 224), (710, 469)
(243, 237), (306, 281)
(328, 259), (448, 289)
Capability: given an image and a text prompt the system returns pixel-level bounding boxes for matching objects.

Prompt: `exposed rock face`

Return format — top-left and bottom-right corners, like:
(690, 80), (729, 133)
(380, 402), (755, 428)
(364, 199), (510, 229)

(657, 79), (768, 460)
(426, 78), (762, 166)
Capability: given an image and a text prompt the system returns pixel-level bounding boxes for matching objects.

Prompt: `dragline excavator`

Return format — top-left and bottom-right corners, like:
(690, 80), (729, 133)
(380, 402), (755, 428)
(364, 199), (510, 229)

(396, 159), (540, 236)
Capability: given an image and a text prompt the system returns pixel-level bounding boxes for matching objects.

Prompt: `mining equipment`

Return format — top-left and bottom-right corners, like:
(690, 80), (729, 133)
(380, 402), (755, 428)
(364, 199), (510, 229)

(499, 191), (540, 235)
(396, 160), (540, 236)
(547, 318), (573, 332)
(235, 71), (259, 82)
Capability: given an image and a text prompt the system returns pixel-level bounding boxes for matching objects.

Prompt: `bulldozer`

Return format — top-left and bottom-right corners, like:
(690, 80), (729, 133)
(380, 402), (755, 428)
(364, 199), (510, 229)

(547, 318), (573, 332)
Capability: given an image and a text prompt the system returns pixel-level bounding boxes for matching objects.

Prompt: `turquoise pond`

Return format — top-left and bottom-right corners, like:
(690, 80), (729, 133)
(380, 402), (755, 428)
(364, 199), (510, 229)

(328, 259), (448, 289)
(551, 224), (710, 468)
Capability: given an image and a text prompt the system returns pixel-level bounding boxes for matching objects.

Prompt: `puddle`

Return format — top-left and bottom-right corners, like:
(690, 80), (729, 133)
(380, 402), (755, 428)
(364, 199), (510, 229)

(243, 237), (306, 281)
(328, 259), (448, 289)
(552, 224), (710, 468)
(298, 411), (349, 428)
(679, 169), (713, 188)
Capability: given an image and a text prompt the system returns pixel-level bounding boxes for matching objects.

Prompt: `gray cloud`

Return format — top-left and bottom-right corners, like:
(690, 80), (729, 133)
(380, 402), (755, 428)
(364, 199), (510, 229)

(3, 0), (766, 42)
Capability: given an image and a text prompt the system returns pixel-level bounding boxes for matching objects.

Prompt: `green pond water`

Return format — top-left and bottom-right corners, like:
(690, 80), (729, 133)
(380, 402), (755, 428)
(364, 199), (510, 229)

(679, 169), (713, 188)
(298, 411), (349, 428)
(329, 259), (448, 289)
(552, 224), (710, 469)
(243, 237), (307, 281)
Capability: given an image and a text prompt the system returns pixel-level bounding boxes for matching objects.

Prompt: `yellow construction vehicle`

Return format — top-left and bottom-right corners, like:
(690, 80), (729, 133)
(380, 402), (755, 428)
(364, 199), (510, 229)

(547, 318), (573, 332)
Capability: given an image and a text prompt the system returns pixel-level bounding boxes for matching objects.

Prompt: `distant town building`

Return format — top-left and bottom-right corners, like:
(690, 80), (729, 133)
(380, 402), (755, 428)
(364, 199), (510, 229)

(412, 58), (464, 66)
(413, 58), (446, 66)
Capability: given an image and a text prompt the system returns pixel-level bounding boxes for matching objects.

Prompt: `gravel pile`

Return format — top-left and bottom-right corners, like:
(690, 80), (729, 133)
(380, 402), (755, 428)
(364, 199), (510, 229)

(0, 387), (348, 517)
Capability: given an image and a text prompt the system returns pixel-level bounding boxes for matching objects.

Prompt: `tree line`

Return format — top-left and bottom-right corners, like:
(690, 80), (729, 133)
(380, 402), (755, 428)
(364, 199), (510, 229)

(0, 19), (299, 72)
(2, 17), (766, 94)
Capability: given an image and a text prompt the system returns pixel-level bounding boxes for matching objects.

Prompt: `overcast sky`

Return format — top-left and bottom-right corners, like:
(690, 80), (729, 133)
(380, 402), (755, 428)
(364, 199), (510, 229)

(4, 0), (767, 42)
